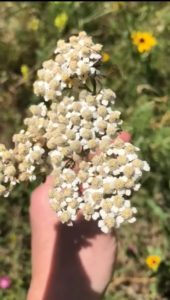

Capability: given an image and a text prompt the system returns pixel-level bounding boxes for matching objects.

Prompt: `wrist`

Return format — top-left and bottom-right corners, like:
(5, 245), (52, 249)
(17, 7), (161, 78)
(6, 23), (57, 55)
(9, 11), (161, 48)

(27, 279), (101, 300)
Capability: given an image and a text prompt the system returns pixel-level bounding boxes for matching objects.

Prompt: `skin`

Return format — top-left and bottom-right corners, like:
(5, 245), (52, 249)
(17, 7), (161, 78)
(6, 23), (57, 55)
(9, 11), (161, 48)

(27, 132), (131, 300)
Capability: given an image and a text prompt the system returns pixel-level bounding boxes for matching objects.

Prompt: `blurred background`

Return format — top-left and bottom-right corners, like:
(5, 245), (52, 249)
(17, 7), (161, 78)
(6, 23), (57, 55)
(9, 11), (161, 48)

(0, 2), (170, 299)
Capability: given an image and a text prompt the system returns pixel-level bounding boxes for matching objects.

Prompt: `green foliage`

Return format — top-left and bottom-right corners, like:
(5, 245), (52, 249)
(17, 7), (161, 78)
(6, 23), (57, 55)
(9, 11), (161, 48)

(157, 260), (170, 299)
(0, 2), (170, 299)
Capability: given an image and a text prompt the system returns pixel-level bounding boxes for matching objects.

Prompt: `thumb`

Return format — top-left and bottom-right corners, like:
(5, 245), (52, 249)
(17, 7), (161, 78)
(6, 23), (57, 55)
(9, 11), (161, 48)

(118, 131), (132, 142)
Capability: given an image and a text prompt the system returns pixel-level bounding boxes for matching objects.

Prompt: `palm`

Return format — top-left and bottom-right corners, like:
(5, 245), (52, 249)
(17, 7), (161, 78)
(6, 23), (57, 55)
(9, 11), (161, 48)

(29, 176), (117, 300)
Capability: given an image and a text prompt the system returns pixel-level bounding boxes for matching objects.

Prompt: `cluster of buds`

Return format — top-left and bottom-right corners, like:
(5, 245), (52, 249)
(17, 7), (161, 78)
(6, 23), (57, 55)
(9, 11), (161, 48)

(0, 145), (17, 197)
(34, 31), (102, 101)
(0, 32), (150, 233)
(49, 137), (149, 233)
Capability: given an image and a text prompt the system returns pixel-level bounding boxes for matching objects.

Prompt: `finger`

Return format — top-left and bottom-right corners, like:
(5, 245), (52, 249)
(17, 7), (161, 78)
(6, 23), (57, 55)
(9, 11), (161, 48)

(118, 131), (132, 142)
(45, 175), (54, 186)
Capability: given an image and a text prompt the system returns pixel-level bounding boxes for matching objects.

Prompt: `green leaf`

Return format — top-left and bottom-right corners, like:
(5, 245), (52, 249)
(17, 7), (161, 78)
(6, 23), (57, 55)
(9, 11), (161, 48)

(129, 100), (154, 136)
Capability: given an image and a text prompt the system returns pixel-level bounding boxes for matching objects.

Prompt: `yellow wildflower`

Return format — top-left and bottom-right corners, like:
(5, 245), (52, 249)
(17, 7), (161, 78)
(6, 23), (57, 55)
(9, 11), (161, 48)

(131, 31), (157, 53)
(54, 12), (68, 31)
(145, 255), (161, 271)
(27, 17), (40, 31)
(20, 64), (29, 81)
(112, 2), (125, 12)
(102, 52), (110, 63)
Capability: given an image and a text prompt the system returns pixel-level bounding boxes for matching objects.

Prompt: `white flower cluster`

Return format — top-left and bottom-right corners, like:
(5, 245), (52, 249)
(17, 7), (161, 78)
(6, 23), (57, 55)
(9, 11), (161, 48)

(0, 32), (150, 233)
(49, 138), (150, 233)
(34, 31), (102, 101)
(44, 89), (119, 155)
(0, 144), (17, 197)
(13, 130), (45, 182)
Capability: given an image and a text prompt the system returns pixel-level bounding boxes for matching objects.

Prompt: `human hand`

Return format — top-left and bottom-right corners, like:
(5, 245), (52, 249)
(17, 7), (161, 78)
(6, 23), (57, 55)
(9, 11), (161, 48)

(27, 132), (131, 300)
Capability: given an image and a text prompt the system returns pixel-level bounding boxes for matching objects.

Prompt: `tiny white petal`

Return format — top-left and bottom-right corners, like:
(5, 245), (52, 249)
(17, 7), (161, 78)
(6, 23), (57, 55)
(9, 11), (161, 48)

(92, 212), (100, 220)
(128, 217), (136, 223)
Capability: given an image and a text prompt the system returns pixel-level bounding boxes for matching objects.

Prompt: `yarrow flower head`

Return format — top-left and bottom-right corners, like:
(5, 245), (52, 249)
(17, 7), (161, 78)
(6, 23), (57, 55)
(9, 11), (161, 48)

(131, 31), (157, 53)
(33, 31), (102, 101)
(0, 32), (150, 233)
